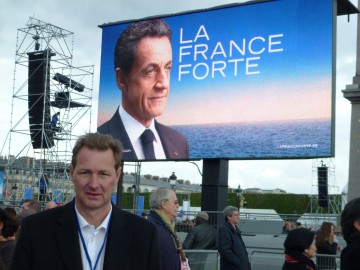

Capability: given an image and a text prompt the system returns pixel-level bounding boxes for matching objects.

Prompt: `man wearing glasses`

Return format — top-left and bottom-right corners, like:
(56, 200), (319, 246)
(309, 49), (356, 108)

(148, 188), (186, 270)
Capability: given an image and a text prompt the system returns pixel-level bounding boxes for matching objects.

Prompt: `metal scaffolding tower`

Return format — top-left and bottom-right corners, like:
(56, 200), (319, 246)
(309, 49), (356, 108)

(2, 17), (93, 206)
(310, 158), (341, 214)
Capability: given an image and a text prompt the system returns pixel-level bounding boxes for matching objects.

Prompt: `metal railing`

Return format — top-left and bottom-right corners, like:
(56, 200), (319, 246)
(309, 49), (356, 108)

(184, 250), (219, 270)
(315, 253), (340, 270)
(182, 250), (340, 270)
(249, 252), (340, 270)
(249, 249), (285, 270)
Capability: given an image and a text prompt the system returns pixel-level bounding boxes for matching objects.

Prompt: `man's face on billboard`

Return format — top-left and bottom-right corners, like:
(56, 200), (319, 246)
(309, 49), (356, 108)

(117, 36), (172, 127)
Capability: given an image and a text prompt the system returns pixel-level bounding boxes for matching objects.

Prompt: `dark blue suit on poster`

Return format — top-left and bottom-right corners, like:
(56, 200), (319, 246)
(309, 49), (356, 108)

(97, 108), (189, 161)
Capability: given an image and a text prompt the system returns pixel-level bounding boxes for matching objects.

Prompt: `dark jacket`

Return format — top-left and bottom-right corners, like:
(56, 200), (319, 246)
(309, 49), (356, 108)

(282, 251), (317, 270)
(97, 108), (189, 161)
(11, 200), (160, 270)
(147, 211), (181, 270)
(0, 240), (16, 270)
(218, 221), (251, 270)
(183, 221), (217, 249)
(316, 240), (337, 270)
(340, 234), (360, 270)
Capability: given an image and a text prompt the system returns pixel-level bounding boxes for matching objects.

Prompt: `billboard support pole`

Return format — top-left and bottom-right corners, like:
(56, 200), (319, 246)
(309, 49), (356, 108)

(201, 159), (229, 226)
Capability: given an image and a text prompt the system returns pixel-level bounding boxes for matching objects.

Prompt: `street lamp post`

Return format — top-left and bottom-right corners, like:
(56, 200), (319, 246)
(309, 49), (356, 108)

(235, 184), (242, 211)
(169, 172), (177, 189)
(132, 184), (137, 211)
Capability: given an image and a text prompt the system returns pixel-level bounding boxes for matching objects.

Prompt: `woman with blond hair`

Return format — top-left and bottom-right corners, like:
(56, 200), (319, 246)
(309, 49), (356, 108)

(315, 222), (339, 270)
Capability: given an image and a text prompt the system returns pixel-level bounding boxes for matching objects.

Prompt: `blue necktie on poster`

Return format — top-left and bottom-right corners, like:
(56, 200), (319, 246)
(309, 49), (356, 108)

(141, 129), (155, 159)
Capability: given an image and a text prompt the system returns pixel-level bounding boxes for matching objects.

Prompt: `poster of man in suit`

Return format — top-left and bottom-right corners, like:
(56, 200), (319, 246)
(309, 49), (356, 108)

(98, 0), (334, 161)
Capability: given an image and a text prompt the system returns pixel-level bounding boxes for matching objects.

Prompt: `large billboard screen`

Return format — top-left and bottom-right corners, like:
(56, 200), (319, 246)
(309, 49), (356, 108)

(97, 0), (335, 161)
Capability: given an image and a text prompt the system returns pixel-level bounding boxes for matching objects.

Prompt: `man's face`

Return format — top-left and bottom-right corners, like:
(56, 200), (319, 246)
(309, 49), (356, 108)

(161, 190), (179, 220)
(21, 202), (30, 212)
(70, 146), (120, 215)
(117, 36), (172, 127)
(228, 210), (240, 226)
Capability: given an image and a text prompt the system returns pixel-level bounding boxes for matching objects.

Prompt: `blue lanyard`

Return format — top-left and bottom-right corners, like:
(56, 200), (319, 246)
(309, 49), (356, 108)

(74, 202), (112, 270)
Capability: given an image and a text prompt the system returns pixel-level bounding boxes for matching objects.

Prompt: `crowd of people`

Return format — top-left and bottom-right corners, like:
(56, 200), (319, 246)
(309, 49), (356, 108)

(281, 220), (341, 269)
(1, 132), (359, 270)
(0, 199), (59, 269)
(281, 197), (360, 270)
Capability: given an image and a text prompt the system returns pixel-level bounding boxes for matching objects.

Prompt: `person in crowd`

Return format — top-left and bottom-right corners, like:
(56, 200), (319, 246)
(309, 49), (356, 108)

(183, 211), (217, 249)
(45, 201), (58, 210)
(97, 18), (189, 161)
(20, 199), (41, 213)
(16, 199), (41, 229)
(282, 227), (317, 270)
(315, 222), (339, 270)
(16, 201), (39, 239)
(218, 205), (251, 270)
(147, 187), (187, 270)
(183, 211), (217, 270)
(0, 208), (19, 270)
(11, 132), (160, 270)
(3, 208), (16, 218)
(340, 197), (360, 270)
(282, 221), (293, 234)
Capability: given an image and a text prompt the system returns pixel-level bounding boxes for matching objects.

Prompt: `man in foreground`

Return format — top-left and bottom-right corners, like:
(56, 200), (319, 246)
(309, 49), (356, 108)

(11, 132), (160, 270)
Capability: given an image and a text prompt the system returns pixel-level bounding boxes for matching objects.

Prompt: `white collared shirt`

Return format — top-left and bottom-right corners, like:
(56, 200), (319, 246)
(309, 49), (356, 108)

(75, 205), (112, 270)
(119, 106), (166, 159)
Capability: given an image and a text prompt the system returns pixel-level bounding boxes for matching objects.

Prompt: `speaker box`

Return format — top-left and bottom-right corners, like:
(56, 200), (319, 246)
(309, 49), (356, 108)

(317, 166), (328, 208)
(28, 50), (55, 149)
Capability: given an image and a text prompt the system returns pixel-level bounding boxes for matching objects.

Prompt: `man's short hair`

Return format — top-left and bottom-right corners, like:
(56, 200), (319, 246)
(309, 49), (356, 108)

(71, 133), (122, 170)
(114, 18), (172, 76)
(149, 188), (172, 210)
